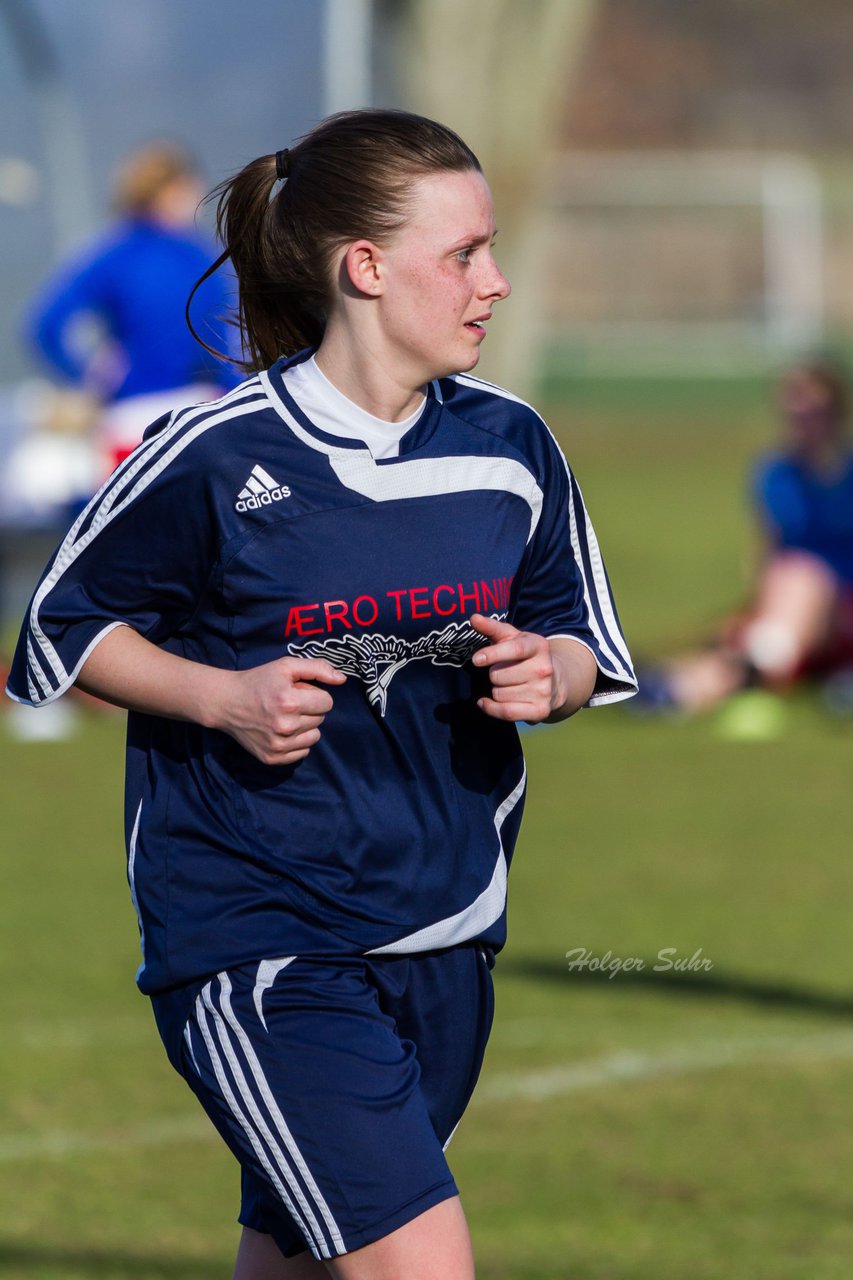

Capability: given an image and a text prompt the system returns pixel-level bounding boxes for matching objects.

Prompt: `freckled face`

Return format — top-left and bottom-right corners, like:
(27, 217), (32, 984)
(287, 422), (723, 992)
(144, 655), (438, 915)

(376, 169), (511, 384)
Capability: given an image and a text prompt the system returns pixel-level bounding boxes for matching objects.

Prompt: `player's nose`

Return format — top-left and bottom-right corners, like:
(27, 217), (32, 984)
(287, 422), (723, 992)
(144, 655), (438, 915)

(481, 255), (511, 301)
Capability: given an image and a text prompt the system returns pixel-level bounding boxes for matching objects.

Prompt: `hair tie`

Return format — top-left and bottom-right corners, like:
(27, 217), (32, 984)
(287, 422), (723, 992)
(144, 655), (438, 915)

(275, 149), (291, 181)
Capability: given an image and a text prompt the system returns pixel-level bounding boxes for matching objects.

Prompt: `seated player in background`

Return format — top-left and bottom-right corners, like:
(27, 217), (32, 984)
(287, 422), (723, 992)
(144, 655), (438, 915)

(647, 360), (853, 713)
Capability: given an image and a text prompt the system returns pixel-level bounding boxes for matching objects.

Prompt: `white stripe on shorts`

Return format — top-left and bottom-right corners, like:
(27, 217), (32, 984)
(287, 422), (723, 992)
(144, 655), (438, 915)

(190, 974), (346, 1258)
(191, 991), (327, 1256)
(215, 974), (346, 1254)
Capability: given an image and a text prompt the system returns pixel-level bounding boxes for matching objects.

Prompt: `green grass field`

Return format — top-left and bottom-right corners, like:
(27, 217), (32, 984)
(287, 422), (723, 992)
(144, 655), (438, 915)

(2, 373), (853, 1278)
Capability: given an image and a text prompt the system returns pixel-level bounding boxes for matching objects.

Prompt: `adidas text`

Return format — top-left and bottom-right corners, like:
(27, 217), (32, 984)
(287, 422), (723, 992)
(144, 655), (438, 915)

(236, 485), (291, 512)
(236, 463), (291, 511)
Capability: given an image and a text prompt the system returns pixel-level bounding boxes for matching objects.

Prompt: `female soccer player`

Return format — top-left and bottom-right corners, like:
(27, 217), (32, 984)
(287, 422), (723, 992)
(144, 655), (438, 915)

(26, 141), (241, 476)
(7, 110), (636, 1279)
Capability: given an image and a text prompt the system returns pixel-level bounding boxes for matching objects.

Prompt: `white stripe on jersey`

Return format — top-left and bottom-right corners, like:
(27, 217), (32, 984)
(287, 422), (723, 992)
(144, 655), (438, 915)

(565, 477), (634, 685)
(367, 765), (526, 955)
(87, 378), (262, 542)
(453, 373), (635, 686)
(546, 632), (638, 706)
(127, 800), (146, 981)
(331, 450), (544, 544)
(88, 379), (264, 540)
(259, 369), (545, 543)
(24, 382), (265, 704)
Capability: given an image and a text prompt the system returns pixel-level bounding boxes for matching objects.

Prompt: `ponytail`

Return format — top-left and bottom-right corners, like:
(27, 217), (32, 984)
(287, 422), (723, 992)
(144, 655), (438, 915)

(187, 155), (325, 372)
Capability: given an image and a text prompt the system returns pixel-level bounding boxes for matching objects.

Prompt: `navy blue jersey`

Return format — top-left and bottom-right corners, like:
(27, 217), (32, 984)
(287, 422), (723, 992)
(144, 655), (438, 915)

(7, 350), (636, 993)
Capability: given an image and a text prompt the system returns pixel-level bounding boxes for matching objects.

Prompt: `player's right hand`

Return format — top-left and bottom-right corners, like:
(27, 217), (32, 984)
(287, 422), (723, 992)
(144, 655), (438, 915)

(217, 657), (346, 766)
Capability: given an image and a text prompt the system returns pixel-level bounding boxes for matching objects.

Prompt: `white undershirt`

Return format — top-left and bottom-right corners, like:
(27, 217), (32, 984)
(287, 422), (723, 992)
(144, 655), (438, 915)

(282, 355), (425, 459)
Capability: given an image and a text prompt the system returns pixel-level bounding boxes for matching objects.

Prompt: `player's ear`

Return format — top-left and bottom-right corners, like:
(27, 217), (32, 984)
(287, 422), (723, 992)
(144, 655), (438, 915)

(342, 240), (385, 298)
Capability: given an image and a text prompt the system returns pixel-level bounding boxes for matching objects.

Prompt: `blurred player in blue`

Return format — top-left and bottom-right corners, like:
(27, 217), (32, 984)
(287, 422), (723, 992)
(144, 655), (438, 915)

(648, 360), (853, 714)
(26, 140), (241, 478)
(7, 110), (636, 1278)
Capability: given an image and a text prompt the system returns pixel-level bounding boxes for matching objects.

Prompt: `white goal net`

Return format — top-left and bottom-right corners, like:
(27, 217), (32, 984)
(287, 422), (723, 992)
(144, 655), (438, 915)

(545, 150), (824, 374)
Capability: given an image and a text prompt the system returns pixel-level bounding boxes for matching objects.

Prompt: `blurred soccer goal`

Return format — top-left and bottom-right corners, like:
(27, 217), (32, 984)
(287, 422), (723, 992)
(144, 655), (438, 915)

(545, 150), (824, 375)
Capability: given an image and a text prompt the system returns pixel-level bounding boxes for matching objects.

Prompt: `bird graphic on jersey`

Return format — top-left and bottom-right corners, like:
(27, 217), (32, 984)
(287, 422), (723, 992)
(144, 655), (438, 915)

(289, 617), (490, 716)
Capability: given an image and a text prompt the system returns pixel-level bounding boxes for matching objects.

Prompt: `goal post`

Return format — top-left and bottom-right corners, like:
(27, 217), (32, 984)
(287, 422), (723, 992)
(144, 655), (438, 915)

(546, 149), (825, 374)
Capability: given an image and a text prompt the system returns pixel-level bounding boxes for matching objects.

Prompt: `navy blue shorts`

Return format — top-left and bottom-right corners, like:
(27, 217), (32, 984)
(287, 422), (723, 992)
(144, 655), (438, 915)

(151, 944), (495, 1261)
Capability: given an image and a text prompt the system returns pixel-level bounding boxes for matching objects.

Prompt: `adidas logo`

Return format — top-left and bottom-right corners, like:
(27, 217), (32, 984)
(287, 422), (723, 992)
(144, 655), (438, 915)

(236, 464), (292, 512)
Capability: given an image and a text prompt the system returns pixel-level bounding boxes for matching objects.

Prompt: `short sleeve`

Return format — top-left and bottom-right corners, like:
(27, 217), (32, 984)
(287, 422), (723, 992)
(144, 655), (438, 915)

(511, 431), (636, 708)
(6, 415), (219, 707)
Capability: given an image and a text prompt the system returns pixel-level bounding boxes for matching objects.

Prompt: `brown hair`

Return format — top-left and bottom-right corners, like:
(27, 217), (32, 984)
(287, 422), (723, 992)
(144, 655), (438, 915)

(189, 109), (481, 372)
(783, 359), (848, 425)
(112, 141), (198, 217)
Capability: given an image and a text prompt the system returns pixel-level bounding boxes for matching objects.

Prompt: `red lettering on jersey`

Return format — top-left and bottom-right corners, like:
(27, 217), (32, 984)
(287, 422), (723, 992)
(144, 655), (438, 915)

(352, 595), (379, 626)
(432, 584), (457, 616)
(481, 579), (501, 612)
(457, 582), (481, 613)
(324, 600), (351, 631)
(285, 604), (323, 637)
(285, 575), (510, 637)
(409, 586), (430, 619)
(386, 588), (406, 621)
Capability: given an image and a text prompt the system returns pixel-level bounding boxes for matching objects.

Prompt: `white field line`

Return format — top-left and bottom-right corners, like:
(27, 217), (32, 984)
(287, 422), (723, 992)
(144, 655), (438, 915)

(476, 1029), (853, 1103)
(0, 1114), (213, 1163)
(3, 1013), (149, 1051)
(4, 1029), (853, 1163)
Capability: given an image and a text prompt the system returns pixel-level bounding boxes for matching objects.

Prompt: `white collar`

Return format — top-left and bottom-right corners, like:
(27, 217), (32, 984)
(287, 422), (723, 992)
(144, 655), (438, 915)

(282, 355), (425, 459)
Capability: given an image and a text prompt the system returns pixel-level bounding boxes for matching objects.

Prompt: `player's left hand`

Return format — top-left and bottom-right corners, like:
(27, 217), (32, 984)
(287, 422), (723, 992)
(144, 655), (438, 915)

(469, 613), (558, 723)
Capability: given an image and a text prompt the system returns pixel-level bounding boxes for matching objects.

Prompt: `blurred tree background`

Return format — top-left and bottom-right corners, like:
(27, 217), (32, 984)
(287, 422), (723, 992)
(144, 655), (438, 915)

(568, 0), (853, 151)
(374, 0), (853, 388)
